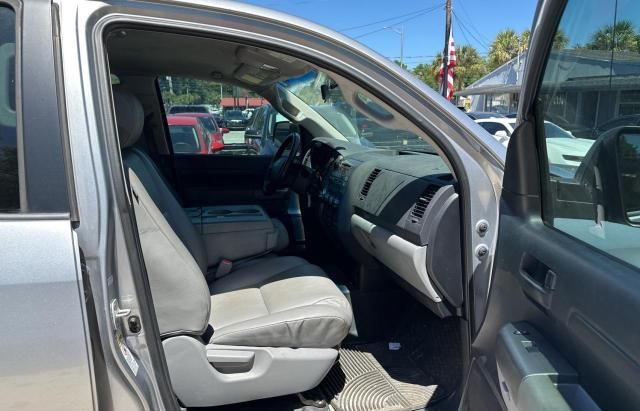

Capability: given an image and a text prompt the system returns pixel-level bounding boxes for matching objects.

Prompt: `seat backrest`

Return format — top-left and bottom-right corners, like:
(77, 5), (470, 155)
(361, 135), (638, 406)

(113, 89), (211, 336)
(113, 89), (208, 274)
(128, 169), (210, 336)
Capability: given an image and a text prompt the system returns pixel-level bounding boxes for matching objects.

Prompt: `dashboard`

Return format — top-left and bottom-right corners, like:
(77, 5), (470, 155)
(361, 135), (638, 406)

(300, 137), (463, 317)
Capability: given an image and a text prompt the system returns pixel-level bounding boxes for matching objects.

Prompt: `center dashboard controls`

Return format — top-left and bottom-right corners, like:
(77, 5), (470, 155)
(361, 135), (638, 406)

(318, 156), (352, 228)
(304, 138), (462, 317)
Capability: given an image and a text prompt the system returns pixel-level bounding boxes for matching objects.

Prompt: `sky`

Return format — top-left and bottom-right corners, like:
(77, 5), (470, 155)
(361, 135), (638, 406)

(238, 0), (539, 69)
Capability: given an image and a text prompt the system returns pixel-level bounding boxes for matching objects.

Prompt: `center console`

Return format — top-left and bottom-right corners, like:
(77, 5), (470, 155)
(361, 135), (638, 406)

(317, 156), (352, 229)
(185, 205), (283, 267)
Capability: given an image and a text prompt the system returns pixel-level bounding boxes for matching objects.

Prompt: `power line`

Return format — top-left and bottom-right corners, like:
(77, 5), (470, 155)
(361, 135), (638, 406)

(452, 10), (489, 50)
(352, 4), (443, 40)
(339, 3), (444, 32)
(454, 14), (474, 48)
(455, 0), (492, 45)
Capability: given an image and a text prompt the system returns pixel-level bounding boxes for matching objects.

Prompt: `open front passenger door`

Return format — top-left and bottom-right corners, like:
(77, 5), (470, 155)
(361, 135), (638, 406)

(465, 0), (640, 410)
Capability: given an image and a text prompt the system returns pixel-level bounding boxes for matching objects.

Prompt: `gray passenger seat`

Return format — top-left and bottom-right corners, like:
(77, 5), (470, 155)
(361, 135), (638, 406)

(114, 89), (353, 406)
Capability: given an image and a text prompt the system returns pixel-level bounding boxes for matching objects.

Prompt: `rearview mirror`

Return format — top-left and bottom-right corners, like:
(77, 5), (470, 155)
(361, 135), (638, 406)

(617, 132), (640, 225)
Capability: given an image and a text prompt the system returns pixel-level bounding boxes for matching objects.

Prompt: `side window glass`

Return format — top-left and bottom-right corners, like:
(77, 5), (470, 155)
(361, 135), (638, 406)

(0, 6), (18, 211)
(158, 76), (264, 155)
(480, 122), (507, 135)
(539, 0), (640, 268)
(252, 108), (266, 136)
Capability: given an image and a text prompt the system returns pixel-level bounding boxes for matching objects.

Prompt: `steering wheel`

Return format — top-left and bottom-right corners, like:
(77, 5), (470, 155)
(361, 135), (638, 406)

(263, 132), (301, 194)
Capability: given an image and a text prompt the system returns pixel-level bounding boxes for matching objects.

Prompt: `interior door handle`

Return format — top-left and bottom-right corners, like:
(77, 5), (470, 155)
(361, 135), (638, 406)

(519, 254), (557, 309)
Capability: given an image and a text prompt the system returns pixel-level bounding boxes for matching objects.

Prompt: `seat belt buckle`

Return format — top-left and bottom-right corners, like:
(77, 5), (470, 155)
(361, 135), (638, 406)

(216, 259), (233, 278)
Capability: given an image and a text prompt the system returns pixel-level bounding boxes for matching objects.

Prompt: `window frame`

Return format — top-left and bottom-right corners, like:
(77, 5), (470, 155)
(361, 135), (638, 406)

(532, 0), (640, 271)
(0, 1), (22, 212)
(0, 0), (75, 216)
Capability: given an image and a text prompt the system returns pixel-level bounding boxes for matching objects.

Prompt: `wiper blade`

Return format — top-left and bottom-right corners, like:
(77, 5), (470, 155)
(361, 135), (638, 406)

(399, 149), (437, 155)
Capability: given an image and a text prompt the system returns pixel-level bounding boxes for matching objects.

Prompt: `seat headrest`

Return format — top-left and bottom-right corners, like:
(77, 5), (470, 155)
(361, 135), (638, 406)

(113, 89), (144, 149)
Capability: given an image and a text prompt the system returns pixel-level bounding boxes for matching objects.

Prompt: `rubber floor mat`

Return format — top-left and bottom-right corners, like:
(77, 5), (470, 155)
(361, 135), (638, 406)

(309, 345), (443, 411)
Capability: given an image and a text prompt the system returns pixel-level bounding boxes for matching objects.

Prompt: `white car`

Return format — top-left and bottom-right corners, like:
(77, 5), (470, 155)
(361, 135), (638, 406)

(475, 118), (594, 168)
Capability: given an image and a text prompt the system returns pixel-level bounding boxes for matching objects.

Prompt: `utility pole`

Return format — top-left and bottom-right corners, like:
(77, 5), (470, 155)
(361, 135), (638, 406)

(166, 76), (173, 106)
(442, 0), (452, 98)
(384, 25), (405, 68)
(399, 25), (404, 68)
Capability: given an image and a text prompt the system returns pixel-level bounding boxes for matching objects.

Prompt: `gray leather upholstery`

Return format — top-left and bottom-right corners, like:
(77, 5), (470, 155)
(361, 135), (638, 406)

(128, 169), (211, 336)
(114, 88), (352, 348)
(210, 256), (352, 347)
(271, 218), (290, 252)
(114, 90), (144, 149)
(124, 148), (209, 273)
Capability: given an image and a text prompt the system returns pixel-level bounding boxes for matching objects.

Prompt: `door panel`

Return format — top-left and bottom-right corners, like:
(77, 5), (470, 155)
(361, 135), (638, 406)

(490, 209), (640, 410)
(0, 217), (94, 410)
(170, 154), (289, 215)
(468, 0), (640, 410)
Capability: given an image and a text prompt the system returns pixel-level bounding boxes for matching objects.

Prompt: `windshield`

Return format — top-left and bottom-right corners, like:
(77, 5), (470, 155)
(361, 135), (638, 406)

(198, 116), (218, 133)
(168, 125), (200, 153)
(225, 110), (243, 120)
(282, 70), (434, 153)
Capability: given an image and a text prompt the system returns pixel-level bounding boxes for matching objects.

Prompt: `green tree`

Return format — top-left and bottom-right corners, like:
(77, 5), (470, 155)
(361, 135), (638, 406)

(454, 45), (487, 90)
(521, 29), (531, 51)
(393, 59), (408, 70)
(488, 29), (520, 70)
(412, 53), (442, 90)
(552, 30), (569, 49)
(587, 20), (640, 52)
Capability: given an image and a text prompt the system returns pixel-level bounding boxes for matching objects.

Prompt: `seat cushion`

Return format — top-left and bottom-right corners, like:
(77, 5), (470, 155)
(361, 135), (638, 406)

(210, 256), (324, 294)
(209, 257), (353, 348)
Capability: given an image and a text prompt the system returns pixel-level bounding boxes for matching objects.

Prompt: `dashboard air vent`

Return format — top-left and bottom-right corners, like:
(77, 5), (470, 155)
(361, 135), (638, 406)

(410, 185), (440, 220)
(360, 168), (381, 199)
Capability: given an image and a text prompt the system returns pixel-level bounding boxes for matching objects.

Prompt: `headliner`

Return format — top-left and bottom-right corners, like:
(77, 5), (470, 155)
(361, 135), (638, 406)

(107, 29), (311, 91)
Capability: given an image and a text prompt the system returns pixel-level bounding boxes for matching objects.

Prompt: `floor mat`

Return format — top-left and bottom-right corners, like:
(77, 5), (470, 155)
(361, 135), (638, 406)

(308, 292), (462, 411)
(309, 345), (444, 411)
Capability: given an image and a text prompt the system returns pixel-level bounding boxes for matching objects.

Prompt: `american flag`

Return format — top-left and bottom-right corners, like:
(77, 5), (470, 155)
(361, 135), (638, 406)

(440, 27), (456, 100)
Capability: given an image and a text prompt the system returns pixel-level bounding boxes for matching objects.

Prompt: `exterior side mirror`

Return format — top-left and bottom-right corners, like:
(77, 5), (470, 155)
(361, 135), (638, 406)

(495, 130), (509, 139)
(221, 128), (229, 134)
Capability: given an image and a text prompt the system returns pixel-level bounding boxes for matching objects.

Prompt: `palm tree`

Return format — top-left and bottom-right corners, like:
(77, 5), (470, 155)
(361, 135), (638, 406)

(552, 30), (569, 49)
(520, 30), (531, 51)
(488, 29), (520, 70)
(587, 20), (640, 52)
(455, 45), (487, 90)
(412, 53), (442, 90)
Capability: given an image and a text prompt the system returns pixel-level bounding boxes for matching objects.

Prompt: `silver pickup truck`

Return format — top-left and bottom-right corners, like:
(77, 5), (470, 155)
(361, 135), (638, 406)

(1, 0), (639, 410)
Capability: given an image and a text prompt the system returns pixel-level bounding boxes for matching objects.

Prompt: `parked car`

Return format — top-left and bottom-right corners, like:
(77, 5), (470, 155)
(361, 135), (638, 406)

(172, 112), (228, 152)
(242, 108), (255, 120)
(465, 111), (506, 120)
(243, 104), (291, 155)
(212, 111), (224, 127)
(3, 1), (639, 411)
(166, 115), (223, 154)
(592, 114), (640, 138)
(476, 117), (595, 169)
(223, 109), (247, 129)
(167, 104), (215, 114)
